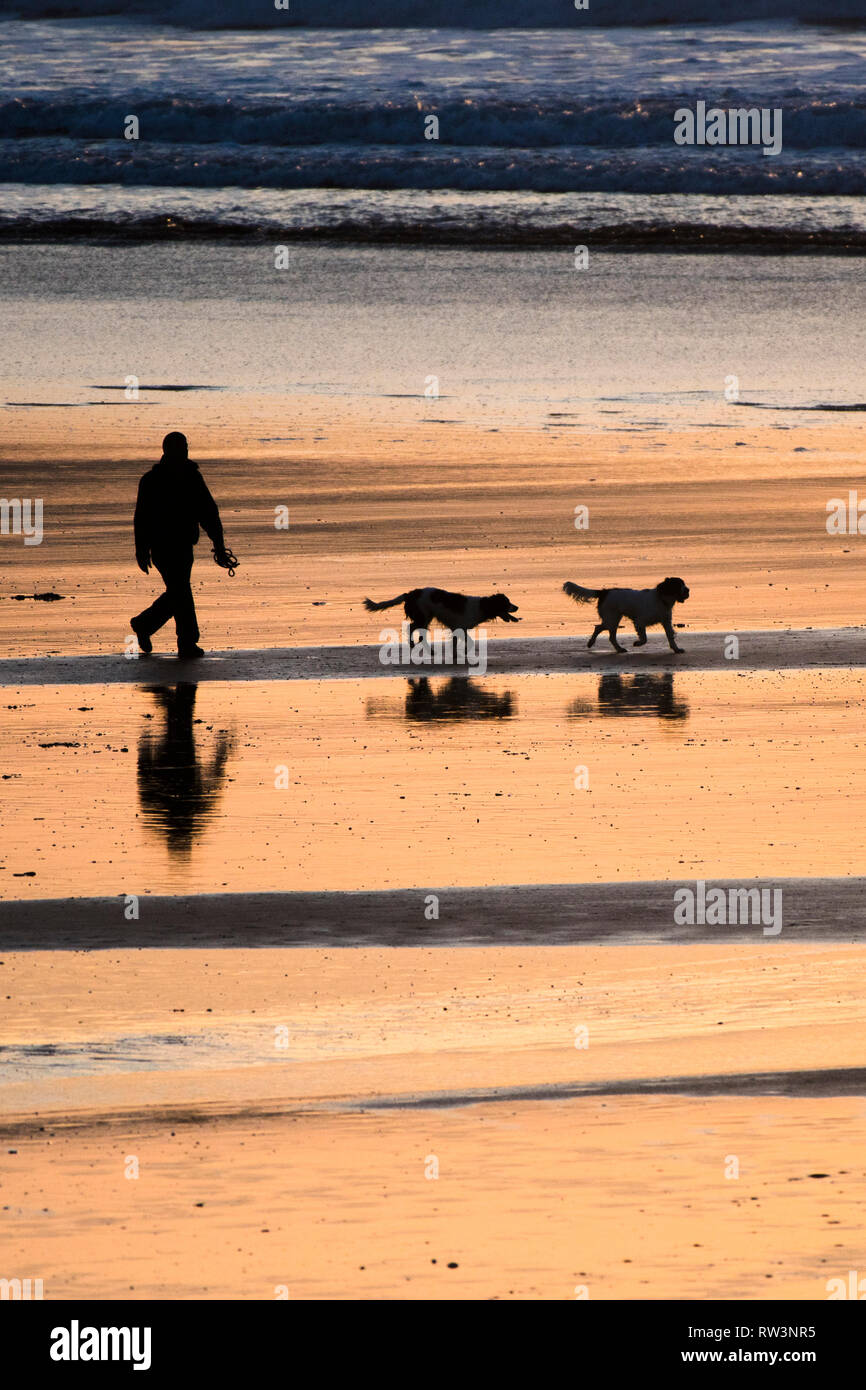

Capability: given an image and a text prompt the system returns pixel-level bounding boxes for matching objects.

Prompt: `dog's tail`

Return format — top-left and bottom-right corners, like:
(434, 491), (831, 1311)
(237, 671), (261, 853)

(363, 593), (408, 612)
(563, 582), (607, 605)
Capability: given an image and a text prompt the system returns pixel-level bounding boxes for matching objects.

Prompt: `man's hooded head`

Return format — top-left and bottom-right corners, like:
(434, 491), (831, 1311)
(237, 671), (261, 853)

(162, 431), (189, 463)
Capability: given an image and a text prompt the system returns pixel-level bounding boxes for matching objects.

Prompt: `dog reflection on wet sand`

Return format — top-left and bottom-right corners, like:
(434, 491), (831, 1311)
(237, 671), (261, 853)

(365, 676), (514, 722)
(406, 676), (515, 721)
(137, 683), (235, 856)
(568, 672), (689, 722)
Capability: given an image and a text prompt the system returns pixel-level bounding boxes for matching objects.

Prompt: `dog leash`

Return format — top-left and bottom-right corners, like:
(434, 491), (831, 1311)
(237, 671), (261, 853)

(213, 546), (239, 577)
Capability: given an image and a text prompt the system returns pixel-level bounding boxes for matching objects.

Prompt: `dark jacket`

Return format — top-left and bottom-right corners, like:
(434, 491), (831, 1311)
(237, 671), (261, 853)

(134, 460), (224, 557)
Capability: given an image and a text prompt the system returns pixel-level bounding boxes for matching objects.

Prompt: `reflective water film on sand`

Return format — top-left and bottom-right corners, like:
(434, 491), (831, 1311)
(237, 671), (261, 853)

(3, 668), (865, 899)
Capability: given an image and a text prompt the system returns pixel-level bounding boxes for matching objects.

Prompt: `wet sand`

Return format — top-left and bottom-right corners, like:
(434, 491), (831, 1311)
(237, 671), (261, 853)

(4, 408), (866, 1300)
(2, 420), (865, 660)
(3, 943), (865, 1112)
(3, 669), (866, 899)
(2, 1094), (864, 1301)
(2, 944), (864, 1300)
(2, 626), (866, 686)
(2, 878), (866, 949)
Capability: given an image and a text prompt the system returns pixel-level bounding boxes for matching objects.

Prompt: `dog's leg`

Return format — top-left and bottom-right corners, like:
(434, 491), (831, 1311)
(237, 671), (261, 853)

(587, 623), (604, 649)
(608, 623), (627, 654)
(633, 624), (647, 648)
(406, 613), (429, 649)
(662, 618), (684, 654)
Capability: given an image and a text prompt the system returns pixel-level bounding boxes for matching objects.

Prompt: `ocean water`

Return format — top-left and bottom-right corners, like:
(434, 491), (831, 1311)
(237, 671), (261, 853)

(6, 0), (866, 23)
(3, 244), (866, 437)
(1, 14), (866, 243)
(2, 10), (865, 440)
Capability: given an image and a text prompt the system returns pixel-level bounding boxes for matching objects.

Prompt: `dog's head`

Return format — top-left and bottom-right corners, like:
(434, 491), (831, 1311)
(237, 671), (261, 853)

(656, 577), (689, 606)
(481, 593), (520, 623)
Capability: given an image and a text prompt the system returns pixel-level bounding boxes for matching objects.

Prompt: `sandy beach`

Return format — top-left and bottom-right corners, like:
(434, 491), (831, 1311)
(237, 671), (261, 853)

(3, 8), (866, 1308)
(4, 419), (866, 1298)
(3, 664), (866, 900)
(4, 409), (866, 1301)
(3, 417), (866, 661)
(3, 1094), (864, 1301)
(2, 943), (865, 1300)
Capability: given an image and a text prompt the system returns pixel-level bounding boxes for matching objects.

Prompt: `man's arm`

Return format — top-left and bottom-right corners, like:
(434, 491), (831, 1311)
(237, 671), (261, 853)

(134, 476), (151, 573)
(197, 474), (226, 552)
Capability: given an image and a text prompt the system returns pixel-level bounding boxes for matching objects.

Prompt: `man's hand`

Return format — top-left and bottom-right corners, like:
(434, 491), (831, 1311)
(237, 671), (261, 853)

(136, 551), (151, 574)
(212, 545), (238, 575)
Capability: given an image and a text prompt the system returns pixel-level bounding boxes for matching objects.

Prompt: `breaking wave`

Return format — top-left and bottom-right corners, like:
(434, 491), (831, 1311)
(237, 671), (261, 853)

(5, 0), (866, 26)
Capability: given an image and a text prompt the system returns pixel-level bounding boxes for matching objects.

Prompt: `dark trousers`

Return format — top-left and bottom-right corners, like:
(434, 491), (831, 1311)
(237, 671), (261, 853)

(134, 547), (199, 649)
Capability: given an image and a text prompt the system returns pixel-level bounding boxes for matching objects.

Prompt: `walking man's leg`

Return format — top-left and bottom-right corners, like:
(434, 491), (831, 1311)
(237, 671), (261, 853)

(172, 551), (200, 653)
(132, 568), (176, 652)
(151, 547), (200, 655)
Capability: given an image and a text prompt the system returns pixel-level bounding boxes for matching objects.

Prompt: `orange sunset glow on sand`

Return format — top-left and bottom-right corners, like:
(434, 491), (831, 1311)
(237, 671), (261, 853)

(2, 1), (866, 1330)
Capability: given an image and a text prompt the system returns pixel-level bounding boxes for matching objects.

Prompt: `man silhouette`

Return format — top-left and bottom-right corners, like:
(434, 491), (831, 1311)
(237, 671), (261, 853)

(131, 432), (233, 658)
(137, 683), (235, 856)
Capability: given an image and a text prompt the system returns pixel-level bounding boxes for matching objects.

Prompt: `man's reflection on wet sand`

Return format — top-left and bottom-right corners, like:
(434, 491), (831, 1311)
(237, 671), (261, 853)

(137, 684), (235, 857)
